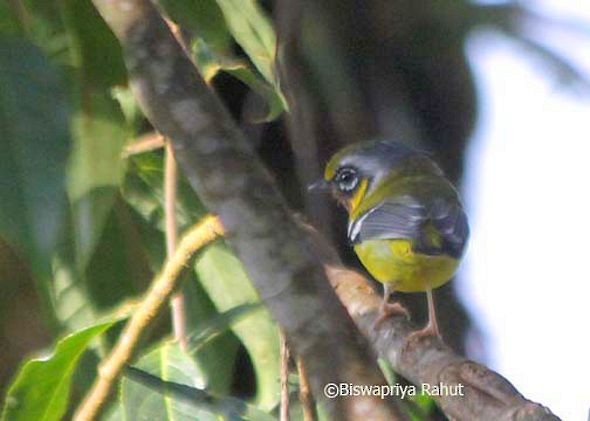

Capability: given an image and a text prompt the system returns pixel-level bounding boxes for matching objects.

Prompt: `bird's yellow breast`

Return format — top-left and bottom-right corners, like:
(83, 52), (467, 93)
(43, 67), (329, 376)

(354, 239), (459, 292)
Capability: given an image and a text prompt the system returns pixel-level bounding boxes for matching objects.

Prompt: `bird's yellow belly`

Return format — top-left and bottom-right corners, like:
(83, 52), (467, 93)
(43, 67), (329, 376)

(354, 239), (459, 292)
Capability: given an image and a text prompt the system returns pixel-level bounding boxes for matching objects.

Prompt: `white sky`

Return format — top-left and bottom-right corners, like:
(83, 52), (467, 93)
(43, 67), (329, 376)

(460, 2), (590, 420)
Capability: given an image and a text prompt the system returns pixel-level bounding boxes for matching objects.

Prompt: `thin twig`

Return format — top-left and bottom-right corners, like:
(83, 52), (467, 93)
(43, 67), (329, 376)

(280, 331), (290, 421)
(74, 215), (224, 421)
(163, 7), (190, 355)
(296, 356), (317, 421)
(122, 131), (165, 157)
(164, 141), (188, 350)
(162, 15), (192, 353)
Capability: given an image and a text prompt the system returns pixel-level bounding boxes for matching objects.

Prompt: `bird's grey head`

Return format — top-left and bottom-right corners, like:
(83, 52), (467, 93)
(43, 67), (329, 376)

(323, 140), (428, 198)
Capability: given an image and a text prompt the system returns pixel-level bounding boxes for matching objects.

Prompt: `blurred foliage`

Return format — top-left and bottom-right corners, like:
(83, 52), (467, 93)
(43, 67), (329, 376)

(2, 320), (120, 421)
(109, 305), (275, 421)
(1, 0), (586, 419)
(0, 0), (284, 418)
(116, 362), (276, 421)
(117, 342), (227, 421)
(0, 38), (70, 317)
(156, 0), (287, 120)
(194, 243), (281, 411)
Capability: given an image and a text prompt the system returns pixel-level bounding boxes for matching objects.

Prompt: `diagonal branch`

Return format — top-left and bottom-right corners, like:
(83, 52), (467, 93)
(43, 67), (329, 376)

(74, 215), (224, 420)
(91, 0), (404, 420)
(327, 267), (560, 421)
(90, 2), (560, 419)
(303, 224), (560, 421)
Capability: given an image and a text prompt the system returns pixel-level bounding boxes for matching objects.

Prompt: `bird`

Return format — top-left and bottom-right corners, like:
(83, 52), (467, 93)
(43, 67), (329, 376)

(309, 140), (469, 338)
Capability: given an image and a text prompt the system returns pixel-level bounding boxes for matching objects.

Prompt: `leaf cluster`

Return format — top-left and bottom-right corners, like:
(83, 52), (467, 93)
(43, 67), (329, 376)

(0, 1), (290, 419)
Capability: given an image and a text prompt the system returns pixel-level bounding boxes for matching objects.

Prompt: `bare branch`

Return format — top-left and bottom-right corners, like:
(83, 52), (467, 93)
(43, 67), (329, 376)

(90, 0), (405, 419)
(122, 131), (164, 157)
(280, 331), (290, 421)
(164, 141), (189, 350)
(296, 356), (318, 421)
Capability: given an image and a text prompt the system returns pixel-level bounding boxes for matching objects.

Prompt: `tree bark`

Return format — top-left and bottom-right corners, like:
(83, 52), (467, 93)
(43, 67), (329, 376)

(304, 224), (559, 421)
(91, 0), (405, 419)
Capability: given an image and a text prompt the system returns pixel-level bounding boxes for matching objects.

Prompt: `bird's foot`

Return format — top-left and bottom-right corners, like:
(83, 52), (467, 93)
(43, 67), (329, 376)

(406, 321), (441, 342)
(372, 302), (410, 330)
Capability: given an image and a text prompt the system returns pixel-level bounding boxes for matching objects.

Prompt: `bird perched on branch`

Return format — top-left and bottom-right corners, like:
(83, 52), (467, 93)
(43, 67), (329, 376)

(310, 140), (469, 338)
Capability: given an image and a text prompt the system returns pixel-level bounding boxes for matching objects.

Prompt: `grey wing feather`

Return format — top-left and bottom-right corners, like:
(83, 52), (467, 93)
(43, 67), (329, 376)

(350, 196), (469, 258)
(424, 199), (469, 258)
(348, 196), (426, 243)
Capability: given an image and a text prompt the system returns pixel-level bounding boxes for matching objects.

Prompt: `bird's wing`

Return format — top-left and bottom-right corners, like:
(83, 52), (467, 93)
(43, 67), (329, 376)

(348, 195), (426, 243)
(425, 199), (469, 258)
(349, 196), (469, 258)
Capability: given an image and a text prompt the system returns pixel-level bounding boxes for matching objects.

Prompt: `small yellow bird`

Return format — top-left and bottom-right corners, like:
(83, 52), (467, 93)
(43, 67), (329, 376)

(311, 140), (469, 337)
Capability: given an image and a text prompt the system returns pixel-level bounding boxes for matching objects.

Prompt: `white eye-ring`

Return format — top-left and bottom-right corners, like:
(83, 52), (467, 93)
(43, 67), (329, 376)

(336, 167), (359, 193)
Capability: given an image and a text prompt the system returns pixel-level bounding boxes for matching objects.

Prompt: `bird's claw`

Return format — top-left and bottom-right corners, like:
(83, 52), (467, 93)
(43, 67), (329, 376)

(406, 322), (441, 342)
(372, 302), (410, 330)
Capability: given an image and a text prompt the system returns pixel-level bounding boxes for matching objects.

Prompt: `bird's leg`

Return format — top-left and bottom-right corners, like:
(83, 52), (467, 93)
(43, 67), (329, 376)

(426, 288), (440, 336)
(373, 284), (409, 329)
(408, 289), (441, 340)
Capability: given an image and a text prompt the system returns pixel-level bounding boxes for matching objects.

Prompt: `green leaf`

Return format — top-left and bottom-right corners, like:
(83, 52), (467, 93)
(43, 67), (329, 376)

(60, 0), (129, 271)
(67, 91), (129, 270)
(122, 156), (241, 395)
(377, 358), (434, 420)
(189, 39), (286, 121)
(111, 86), (144, 134)
(52, 214), (98, 332)
(180, 276), (240, 395)
(157, 0), (287, 120)
(213, 0), (289, 118)
(378, 358), (397, 386)
(195, 242), (281, 411)
(186, 303), (261, 354)
(120, 342), (275, 421)
(408, 392), (436, 421)
(122, 152), (207, 233)
(49, 0), (130, 335)
(222, 60), (286, 122)
(1, 320), (119, 421)
(0, 38), (70, 283)
(214, 0), (277, 87)
(53, 195), (155, 335)
(118, 342), (216, 420)
(61, 0), (127, 88)
(156, 0), (231, 54)
(122, 153), (280, 409)
(103, 400), (125, 421)
(125, 209), (242, 395)
(82, 198), (152, 310)
(124, 174), (240, 395)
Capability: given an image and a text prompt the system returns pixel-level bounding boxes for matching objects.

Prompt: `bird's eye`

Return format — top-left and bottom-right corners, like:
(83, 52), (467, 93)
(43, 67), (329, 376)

(335, 168), (359, 193)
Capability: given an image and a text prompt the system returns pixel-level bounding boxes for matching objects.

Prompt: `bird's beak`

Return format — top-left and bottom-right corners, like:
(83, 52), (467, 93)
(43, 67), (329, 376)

(307, 179), (330, 192)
